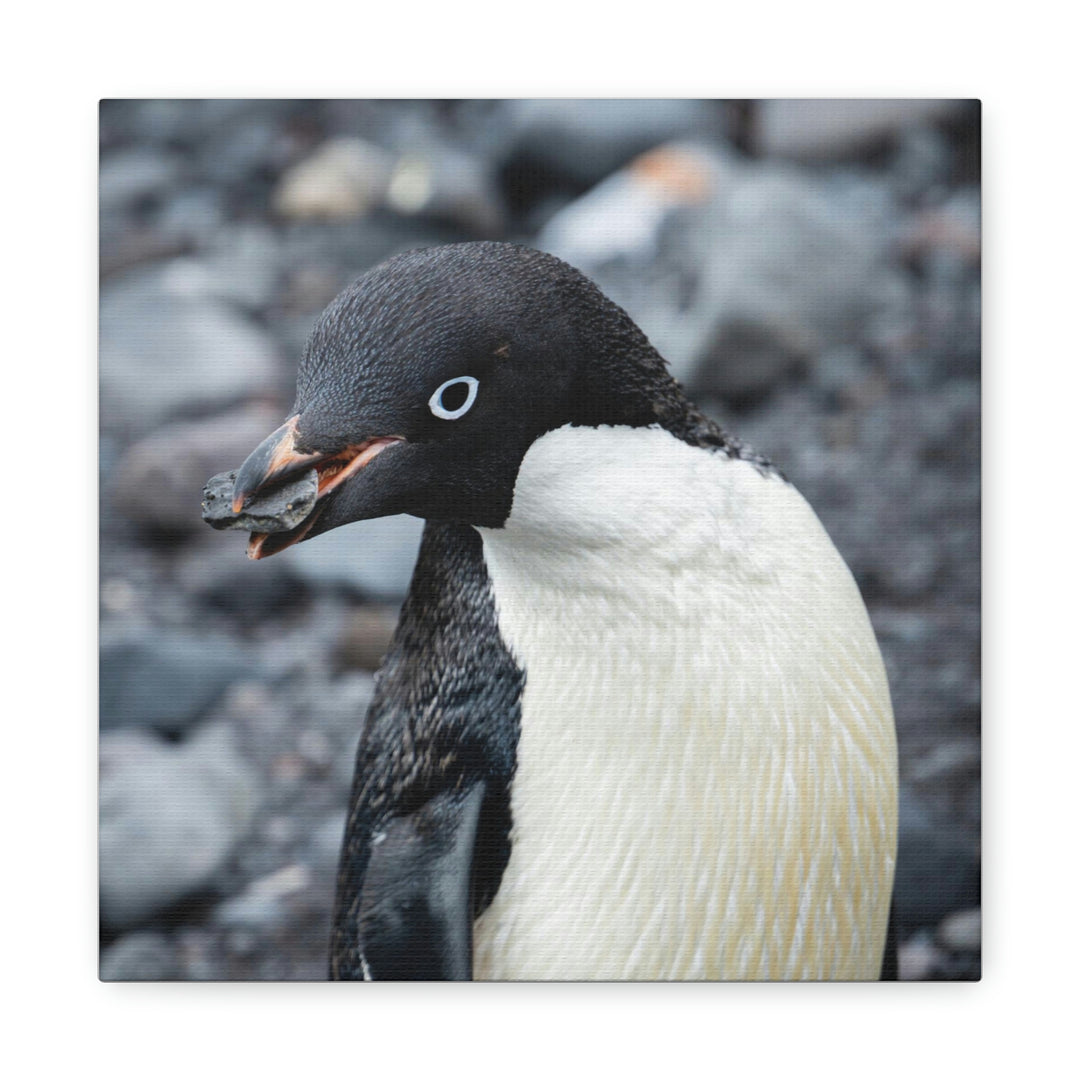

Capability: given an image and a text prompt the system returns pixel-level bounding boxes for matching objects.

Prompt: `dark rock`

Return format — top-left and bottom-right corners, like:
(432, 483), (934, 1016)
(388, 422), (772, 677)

(203, 468), (318, 534)
(100, 624), (261, 736)
(683, 166), (912, 399)
(99, 726), (261, 929)
(892, 784), (980, 940)
(174, 537), (310, 624)
(501, 99), (725, 196)
(100, 931), (180, 981)
(691, 316), (808, 405)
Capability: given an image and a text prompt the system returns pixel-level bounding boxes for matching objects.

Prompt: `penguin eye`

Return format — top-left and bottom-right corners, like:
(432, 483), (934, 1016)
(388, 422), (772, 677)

(429, 376), (479, 420)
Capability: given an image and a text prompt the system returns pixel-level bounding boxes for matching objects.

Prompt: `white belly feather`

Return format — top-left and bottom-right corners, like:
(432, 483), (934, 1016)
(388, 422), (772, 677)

(472, 424), (897, 980)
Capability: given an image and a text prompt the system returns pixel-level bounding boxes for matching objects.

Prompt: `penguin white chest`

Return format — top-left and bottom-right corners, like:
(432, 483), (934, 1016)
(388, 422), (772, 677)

(472, 424), (897, 981)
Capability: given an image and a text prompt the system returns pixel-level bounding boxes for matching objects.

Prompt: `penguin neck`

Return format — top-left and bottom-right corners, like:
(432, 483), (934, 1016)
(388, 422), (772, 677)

(476, 422), (782, 616)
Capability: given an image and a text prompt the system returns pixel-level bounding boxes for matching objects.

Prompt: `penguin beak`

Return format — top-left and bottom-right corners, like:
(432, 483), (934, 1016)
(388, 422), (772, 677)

(231, 415), (403, 559)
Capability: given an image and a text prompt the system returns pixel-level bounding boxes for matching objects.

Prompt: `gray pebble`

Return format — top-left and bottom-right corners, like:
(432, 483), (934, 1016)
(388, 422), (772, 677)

(202, 468), (318, 534)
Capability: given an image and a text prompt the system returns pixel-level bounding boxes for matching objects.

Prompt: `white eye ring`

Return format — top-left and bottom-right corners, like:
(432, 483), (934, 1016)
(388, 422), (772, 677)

(429, 376), (479, 420)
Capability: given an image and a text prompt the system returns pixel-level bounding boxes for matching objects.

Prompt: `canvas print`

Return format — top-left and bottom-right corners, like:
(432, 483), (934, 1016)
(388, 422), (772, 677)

(99, 99), (980, 980)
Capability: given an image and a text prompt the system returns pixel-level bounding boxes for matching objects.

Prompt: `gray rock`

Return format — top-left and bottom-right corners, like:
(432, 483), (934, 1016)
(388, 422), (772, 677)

(99, 725), (261, 929)
(539, 141), (730, 267)
(197, 113), (291, 187)
(99, 262), (283, 439)
(937, 908), (981, 953)
(214, 863), (312, 932)
(890, 125), (953, 202)
(898, 931), (944, 981)
(109, 403), (285, 533)
(755, 100), (968, 160)
(100, 931), (179, 981)
(99, 147), (183, 212)
(910, 739), (980, 784)
(541, 143), (913, 397)
(386, 144), (506, 236)
(202, 468), (318, 535)
(100, 624), (261, 735)
(155, 185), (227, 246)
(276, 514), (424, 600)
(198, 224), (284, 311)
(685, 167), (911, 399)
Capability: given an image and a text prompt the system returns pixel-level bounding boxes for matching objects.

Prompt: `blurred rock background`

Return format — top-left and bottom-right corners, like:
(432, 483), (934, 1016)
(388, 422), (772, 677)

(98, 98), (980, 981)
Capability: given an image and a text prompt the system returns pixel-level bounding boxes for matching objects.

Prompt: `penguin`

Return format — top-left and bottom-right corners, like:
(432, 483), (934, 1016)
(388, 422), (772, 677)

(224, 241), (898, 981)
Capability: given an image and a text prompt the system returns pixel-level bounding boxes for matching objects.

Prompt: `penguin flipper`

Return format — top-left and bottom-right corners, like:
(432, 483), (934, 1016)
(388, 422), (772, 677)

(350, 781), (486, 981)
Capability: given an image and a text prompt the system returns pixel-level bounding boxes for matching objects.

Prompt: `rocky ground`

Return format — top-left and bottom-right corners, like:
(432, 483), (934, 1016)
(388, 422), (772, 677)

(98, 99), (981, 981)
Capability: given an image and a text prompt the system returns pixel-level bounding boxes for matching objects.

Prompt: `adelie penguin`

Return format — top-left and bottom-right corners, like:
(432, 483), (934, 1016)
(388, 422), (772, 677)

(206, 241), (899, 981)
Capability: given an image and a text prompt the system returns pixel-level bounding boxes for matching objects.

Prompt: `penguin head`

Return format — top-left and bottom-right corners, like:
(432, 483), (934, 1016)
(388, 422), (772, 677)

(231, 242), (683, 557)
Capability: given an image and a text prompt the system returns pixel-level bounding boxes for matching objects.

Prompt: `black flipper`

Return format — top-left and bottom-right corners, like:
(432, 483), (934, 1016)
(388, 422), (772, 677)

(356, 782), (486, 980)
(329, 522), (524, 980)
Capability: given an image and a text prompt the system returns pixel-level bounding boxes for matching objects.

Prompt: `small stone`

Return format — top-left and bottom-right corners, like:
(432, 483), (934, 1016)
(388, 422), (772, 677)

(213, 864), (311, 931)
(937, 908), (981, 953)
(273, 136), (393, 221)
(176, 927), (225, 981)
(270, 752), (307, 786)
(224, 928), (260, 958)
(250, 863), (311, 899)
(263, 815), (297, 846)
(202, 468), (318, 535)
(297, 729), (333, 770)
(100, 577), (137, 615)
(335, 606), (400, 671)
(100, 932), (179, 981)
(910, 739), (981, 783)
(898, 931), (944, 981)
